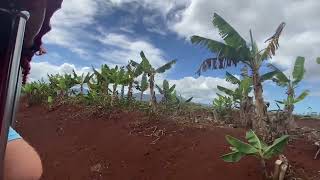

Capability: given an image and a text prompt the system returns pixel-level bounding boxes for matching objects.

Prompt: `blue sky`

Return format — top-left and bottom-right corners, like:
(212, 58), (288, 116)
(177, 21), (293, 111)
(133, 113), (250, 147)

(30, 0), (320, 114)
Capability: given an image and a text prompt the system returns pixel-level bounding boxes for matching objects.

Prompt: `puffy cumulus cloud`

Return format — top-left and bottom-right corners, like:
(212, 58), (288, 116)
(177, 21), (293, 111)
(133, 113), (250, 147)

(98, 33), (168, 67)
(168, 0), (320, 81)
(29, 61), (91, 82)
(169, 76), (236, 104)
(44, 0), (100, 57)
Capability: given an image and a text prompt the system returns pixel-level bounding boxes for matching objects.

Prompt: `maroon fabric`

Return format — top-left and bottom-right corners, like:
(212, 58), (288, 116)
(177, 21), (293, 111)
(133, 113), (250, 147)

(19, 0), (63, 83)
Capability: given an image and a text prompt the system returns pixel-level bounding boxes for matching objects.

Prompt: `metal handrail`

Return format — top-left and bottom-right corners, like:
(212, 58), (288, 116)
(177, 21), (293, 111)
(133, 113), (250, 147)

(0, 8), (29, 178)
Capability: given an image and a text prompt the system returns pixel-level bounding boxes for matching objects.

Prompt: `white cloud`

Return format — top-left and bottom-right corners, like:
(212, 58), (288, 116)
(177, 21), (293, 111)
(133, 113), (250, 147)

(168, 0), (320, 81)
(170, 76), (236, 104)
(43, 0), (99, 56)
(108, 0), (189, 16)
(29, 62), (91, 82)
(98, 32), (167, 67)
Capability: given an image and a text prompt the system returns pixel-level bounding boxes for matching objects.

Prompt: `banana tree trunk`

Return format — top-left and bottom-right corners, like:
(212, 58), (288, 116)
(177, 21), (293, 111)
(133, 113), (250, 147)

(121, 85), (125, 99)
(252, 67), (270, 139)
(140, 91), (144, 101)
(149, 74), (157, 111)
(80, 84), (84, 95)
(111, 83), (117, 106)
(239, 96), (254, 128)
(107, 82), (110, 95)
(127, 82), (133, 100)
(284, 85), (296, 129)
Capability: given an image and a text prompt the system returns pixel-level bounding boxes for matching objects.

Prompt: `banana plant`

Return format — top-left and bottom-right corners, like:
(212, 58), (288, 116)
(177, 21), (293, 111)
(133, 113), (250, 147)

(135, 73), (149, 101)
(156, 80), (176, 104)
(222, 130), (289, 178)
(212, 94), (233, 117)
(108, 66), (126, 105)
(125, 62), (142, 100)
(191, 13), (284, 136)
(119, 71), (130, 99)
(48, 73), (76, 97)
(72, 70), (92, 95)
(132, 51), (176, 111)
(217, 72), (252, 106)
(271, 57), (309, 118)
(22, 79), (54, 106)
(92, 64), (111, 95)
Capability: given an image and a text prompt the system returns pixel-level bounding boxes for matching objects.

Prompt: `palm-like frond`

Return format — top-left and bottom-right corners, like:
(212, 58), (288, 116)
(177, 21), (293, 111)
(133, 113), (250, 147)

(260, 22), (285, 60)
(260, 70), (278, 82)
(163, 80), (170, 92)
(294, 90), (309, 103)
(275, 100), (285, 104)
(140, 73), (149, 91)
(83, 72), (92, 84)
(239, 77), (252, 96)
(156, 59), (177, 73)
(225, 72), (241, 84)
(169, 84), (176, 93)
(185, 97), (193, 103)
(217, 85), (235, 96)
(191, 35), (243, 60)
(212, 13), (249, 52)
(72, 70), (78, 79)
(195, 57), (238, 75)
(240, 65), (249, 78)
(268, 64), (289, 85)
(155, 84), (163, 94)
(129, 60), (140, 67)
(292, 56), (305, 85)
(139, 51), (153, 73)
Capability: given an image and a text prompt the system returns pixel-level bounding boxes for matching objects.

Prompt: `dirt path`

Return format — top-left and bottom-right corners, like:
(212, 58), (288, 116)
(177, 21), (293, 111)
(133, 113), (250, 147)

(15, 104), (320, 180)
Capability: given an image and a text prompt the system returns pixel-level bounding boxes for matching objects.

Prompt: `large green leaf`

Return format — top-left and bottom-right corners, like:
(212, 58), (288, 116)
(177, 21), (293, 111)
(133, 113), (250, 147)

(156, 60), (177, 73)
(191, 36), (241, 60)
(292, 56), (305, 85)
(163, 80), (170, 92)
(275, 72), (290, 84)
(140, 73), (149, 91)
(275, 100), (285, 104)
(294, 90), (309, 103)
(225, 135), (258, 154)
(267, 64), (289, 83)
(217, 85), (235, 96)
(129, 60), (140, 67)
(221, 151), (246, 163)
(261, 70), (278, 82)
(239, 77), (252, 96)
(245, 130), (263, 149)
(225, 72), (241, 84)
(169, 84), (176, 93)
(139, 51), (153, 73)
(262, 135), (289, 159)
(83, 72), (92, 84)
(212, 13), (249, 52)
(155, 84), (163, 94)
(185, 97), (193, 103)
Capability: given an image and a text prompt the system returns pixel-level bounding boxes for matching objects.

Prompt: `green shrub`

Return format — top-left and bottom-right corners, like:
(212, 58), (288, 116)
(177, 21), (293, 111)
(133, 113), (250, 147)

(222, 130), (289, 178)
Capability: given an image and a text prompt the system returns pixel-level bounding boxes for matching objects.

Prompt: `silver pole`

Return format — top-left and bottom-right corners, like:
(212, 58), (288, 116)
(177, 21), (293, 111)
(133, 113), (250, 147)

(0, 9), (29, 178)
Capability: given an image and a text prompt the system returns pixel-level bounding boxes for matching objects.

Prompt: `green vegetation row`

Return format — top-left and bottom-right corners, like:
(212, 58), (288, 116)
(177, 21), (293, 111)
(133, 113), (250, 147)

(22, 51), (193, 114)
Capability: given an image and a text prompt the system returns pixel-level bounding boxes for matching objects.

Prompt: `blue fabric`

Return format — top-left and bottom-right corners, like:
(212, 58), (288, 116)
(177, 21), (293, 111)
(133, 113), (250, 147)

(8, 127), (21, 141)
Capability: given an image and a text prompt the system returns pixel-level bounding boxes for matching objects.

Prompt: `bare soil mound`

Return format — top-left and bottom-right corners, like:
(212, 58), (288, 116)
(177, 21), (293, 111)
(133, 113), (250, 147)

(14, 104), (320, 180)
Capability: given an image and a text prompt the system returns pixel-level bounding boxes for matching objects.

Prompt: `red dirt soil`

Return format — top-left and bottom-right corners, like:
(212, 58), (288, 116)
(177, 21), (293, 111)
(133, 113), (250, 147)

(14, 104), (320, 180)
